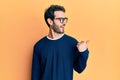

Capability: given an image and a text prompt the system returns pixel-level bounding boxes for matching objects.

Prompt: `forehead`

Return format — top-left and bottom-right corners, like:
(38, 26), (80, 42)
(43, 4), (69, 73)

(54, 11), (65, 18)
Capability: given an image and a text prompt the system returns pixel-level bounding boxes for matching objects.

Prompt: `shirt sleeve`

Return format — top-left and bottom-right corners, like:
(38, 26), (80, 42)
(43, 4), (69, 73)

(73, 47), (89, 73)
(31, 45), (41, 80)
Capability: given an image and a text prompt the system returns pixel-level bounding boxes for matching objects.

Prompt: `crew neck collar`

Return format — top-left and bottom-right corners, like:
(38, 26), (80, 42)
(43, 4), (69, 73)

(46, 34), (64, 40)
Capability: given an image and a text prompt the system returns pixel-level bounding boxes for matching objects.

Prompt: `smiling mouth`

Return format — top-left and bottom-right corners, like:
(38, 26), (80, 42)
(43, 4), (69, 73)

(60, 25), (65, 28)
(60, 26), (64, 28)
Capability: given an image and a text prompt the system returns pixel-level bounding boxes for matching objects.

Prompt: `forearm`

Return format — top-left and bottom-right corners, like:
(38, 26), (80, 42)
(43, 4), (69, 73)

(74, 49), (89, 73)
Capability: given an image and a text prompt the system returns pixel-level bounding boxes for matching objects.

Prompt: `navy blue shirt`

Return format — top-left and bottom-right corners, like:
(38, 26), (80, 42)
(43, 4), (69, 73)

(31, 34), (89, 80)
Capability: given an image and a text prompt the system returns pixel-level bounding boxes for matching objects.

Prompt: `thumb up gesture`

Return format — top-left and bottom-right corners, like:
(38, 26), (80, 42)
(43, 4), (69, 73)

(77, 40), (89, 52)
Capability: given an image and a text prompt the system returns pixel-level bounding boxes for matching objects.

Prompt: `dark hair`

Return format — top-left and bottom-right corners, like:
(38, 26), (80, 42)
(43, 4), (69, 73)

(44, 5), (65, 27)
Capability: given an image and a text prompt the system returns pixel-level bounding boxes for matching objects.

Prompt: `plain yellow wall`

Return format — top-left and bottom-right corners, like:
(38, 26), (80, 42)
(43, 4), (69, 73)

(0, 0), (120, 80)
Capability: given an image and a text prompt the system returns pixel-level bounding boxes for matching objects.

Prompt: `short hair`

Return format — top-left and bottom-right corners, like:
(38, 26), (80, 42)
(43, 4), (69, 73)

(44, 5), (65, 27)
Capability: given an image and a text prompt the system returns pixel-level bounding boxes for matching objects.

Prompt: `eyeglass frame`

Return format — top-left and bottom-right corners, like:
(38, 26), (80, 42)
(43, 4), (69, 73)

(54, 17), (68, 23)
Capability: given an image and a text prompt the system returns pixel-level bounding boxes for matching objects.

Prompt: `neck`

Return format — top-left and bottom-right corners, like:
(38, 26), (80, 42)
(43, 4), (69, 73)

(48, 29), (64, 39)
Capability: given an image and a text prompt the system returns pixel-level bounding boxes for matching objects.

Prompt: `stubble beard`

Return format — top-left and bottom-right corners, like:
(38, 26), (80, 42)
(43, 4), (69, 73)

(52, 24), (64, 34)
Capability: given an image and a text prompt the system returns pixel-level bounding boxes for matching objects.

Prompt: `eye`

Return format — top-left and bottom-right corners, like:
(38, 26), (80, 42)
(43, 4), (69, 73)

(54, 17), (68, 23)
(59, 18), (64, 23)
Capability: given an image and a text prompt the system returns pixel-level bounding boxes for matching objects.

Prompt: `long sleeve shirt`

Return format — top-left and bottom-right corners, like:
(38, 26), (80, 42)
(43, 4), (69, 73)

(31, 34), (89, 80)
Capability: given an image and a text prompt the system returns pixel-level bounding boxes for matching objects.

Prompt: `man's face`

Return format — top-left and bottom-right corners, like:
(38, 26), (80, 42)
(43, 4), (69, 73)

(51, 11), (68, 34)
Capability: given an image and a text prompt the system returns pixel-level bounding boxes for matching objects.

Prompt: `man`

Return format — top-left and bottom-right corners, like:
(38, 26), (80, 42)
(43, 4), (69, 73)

(31, 5), (89, 80)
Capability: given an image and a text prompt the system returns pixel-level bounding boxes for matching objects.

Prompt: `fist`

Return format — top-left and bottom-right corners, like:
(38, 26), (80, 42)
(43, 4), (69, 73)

(77, 40), (89, 52)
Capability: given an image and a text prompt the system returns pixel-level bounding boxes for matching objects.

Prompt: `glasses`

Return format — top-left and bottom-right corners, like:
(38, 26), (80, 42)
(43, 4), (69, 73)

(54, 17), (68, 23)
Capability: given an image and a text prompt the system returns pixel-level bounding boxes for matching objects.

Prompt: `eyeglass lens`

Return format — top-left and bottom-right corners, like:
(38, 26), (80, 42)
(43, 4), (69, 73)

(54, 17), (68, 23)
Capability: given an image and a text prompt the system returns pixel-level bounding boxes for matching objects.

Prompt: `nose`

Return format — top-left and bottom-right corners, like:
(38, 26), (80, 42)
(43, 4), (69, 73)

(62, 23), (66, 27)
(62, 21), (67, 26)
(62, 20), (67, 25)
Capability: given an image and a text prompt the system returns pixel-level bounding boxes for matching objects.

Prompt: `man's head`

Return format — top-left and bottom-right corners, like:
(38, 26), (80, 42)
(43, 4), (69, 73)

(44, 5), (68, 34)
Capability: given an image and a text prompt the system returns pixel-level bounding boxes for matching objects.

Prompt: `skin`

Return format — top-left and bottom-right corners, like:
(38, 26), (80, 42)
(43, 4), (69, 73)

(47, 11), (89, 52)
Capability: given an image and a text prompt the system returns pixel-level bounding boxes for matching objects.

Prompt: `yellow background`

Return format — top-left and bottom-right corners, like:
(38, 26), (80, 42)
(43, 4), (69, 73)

(0, 0), (120, 80)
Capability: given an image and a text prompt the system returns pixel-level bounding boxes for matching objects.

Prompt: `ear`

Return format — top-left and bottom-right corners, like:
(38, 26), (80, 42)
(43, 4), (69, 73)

(47, 18), (53, 26)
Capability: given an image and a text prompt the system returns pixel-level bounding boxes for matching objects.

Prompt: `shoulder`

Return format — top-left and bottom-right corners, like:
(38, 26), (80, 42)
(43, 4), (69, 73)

(63, 34), (78, 45)
(33, 36), (47, 48)
(64, 34), (78, 42)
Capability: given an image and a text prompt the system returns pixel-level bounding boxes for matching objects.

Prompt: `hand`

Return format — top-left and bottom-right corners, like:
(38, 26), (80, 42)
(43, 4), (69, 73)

(77, 40), (89, 52)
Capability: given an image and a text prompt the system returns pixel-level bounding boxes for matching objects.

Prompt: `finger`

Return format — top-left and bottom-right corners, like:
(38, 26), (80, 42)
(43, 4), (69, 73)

(79, 41), (84, 44)
(86, 40), (90, 44)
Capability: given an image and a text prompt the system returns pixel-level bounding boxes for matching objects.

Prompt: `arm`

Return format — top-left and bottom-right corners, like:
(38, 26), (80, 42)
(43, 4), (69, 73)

(73, 40), (89, 73)
(73, 49), (89, 73)
(31, 45), (41, 80)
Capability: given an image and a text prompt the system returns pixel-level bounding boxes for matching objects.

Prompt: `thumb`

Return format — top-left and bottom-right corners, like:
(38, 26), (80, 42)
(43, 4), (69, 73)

(86, 40), (90, 45)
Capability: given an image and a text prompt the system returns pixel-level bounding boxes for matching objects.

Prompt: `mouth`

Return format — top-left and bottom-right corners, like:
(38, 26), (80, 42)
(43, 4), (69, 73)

(60, 26), (64, 28)
(60, 25), (65, 28)
(60, 26), (65, 30)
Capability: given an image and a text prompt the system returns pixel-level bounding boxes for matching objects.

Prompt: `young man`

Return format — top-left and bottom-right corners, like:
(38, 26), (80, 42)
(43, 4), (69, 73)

(31, 5), (89, 80)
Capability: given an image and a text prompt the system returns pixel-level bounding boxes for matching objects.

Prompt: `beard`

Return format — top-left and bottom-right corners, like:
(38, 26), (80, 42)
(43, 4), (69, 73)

(52, 24), (64, 34)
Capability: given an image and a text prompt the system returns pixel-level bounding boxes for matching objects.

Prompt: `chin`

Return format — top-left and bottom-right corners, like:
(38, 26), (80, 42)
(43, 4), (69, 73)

(57, 32), (64, 34)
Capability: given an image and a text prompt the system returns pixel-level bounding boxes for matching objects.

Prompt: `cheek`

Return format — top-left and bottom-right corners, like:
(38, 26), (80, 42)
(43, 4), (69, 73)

(54, 20), (62, 26)
(53, 23), (60, 28)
